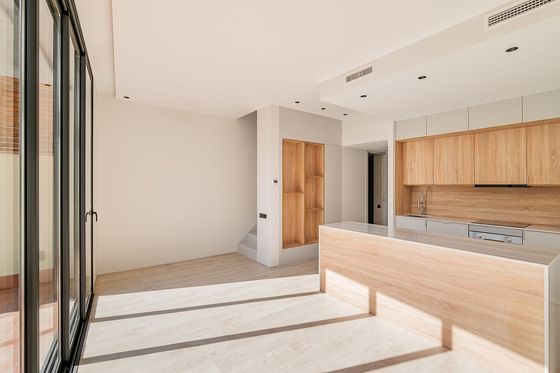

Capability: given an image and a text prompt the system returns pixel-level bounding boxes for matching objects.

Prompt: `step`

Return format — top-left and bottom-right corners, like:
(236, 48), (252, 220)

(237, 243), (257, 261)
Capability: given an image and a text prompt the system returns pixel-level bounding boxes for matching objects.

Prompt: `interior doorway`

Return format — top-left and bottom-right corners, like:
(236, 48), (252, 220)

(368, 151), (388, 225)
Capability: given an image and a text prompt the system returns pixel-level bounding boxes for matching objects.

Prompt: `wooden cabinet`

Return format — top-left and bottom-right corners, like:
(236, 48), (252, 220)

(523, 89), (560, 122)
(403, 139), (433, 185)
(527, 123), (560, 185)
(427, 108), (468, 136)
(433, 134), (474, 185)
(469, 97), (522, 130)
(396, 116), (426, 140)
(282, 139), (324, 248)
(474, 128), (527, 185)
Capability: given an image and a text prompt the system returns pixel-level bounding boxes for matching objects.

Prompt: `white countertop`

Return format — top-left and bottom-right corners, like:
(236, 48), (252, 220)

(396, 214), (560, 234)
(322, 221), (560, 266)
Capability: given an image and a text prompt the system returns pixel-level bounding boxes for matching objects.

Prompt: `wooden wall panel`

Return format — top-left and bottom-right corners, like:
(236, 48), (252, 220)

(408, 185), (560, 226)
(320, 226), (546, 372)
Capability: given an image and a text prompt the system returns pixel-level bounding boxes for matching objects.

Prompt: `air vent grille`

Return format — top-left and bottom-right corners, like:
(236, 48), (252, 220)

(488, 0), (555, 27)
(345, 66), (373, 83)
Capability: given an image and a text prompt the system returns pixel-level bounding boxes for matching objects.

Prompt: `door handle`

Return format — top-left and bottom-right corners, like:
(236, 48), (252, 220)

(85, 211), (98, 222)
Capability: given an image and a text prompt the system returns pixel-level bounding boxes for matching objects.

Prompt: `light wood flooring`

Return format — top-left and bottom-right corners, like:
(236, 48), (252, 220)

(78, 253), (489, 372)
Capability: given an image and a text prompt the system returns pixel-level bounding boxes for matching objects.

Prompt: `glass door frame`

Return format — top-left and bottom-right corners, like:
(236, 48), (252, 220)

(18, 0), (95, 371)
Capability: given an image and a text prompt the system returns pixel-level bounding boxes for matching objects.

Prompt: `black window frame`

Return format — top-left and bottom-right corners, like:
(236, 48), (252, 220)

(18, 0), (95, 371)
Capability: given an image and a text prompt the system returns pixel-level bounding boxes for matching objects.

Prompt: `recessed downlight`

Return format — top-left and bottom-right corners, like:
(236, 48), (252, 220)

(343, 113), (348, 116)
(321, 107), (326, 110)
(360, 94), (367, 98)
(123, 96), (130, 99)
(506, 46), (519, 53)
(294, 100), (301, 104)
(418, 75), (427, 80)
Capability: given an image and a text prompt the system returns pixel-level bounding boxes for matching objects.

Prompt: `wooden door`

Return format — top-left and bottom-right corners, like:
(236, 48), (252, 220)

(474, 128), (527, 185)
(433, 134), (474, 185)
(403, 139), (433, 185)
(527, 123), (560, 185)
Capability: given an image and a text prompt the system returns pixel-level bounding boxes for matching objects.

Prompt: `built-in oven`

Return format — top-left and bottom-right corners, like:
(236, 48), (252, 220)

(468, 222), (526, 245)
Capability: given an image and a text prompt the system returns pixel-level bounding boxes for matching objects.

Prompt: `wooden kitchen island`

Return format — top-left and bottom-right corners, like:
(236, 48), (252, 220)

(319, 222), (560, 373)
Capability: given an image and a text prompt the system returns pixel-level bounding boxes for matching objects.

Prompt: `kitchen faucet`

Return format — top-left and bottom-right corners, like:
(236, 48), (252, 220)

(418, 189), (426, 216)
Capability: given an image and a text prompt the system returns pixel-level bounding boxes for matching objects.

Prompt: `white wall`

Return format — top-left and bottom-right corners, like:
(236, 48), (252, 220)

(95, 93), (257, 274)
(256, 106), (345, 266)
(256, 105), (280, 267)
(279, 107), (343, 265)
(342, 148), (367, 222)
(342, 115), (395, 227)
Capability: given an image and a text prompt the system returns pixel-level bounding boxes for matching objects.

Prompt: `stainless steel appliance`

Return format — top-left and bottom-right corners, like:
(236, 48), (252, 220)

(468, 221), (526, 245)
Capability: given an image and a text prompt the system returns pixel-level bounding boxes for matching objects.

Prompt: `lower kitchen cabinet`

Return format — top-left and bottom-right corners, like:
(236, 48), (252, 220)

(427, 220), (468, 237)
(395, 216), (426, 232)
(524, 230), (560, 252)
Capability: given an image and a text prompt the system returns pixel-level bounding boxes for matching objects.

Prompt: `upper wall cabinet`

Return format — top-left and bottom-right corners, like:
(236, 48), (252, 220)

(396, 116), (426, 140)
(469, 98), (522, 130)
(433, 134), (474, 185)
(403, 139), (433, 185)
(527, 123), (560, 185)
(427, 108), (468, 136)
(523, 89), (560, 122)
(474, 128), (527, 185)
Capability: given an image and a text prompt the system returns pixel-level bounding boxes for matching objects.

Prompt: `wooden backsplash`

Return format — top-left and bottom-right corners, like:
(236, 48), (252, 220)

(409, 185), (560, 226)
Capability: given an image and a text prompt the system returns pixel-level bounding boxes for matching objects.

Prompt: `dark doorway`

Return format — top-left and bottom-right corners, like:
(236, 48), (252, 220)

(367, 152), (388, 225)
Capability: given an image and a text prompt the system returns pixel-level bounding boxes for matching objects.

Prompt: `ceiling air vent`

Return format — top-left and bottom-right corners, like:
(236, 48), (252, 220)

(345, 66), (373, 83)
(487, 0), (555, 27)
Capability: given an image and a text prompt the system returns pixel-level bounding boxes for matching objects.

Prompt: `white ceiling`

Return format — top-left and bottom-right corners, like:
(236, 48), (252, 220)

(76, 0), (517, 119)
(321, 5), (560, 120)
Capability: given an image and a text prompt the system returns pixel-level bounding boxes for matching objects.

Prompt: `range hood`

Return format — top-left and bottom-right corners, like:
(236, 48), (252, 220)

(474, 184), (530, 188)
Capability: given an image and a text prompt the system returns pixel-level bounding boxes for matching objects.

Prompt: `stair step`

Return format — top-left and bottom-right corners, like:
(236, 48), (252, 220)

(237, 243), (257, 261)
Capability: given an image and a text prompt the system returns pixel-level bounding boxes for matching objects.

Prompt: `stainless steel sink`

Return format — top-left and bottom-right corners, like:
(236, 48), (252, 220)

(407, 214), (427, 218)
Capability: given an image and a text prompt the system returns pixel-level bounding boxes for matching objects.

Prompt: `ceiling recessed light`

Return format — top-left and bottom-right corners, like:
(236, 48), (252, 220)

(343, 113), (348, 116)
(506, 46), (519, 53)
(294, 100), (300, 104)
(360, 94), (367, 98)
(124, 96), (130, 99)
(321, 107), (326, 110)
(418, 75), (427, 80)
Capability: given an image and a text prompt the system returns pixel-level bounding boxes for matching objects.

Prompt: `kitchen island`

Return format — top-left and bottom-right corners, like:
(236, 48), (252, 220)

(319, 222), (560, 373)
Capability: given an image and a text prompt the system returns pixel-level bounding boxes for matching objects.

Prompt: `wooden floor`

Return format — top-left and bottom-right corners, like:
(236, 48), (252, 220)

(78, 253), (489, 372)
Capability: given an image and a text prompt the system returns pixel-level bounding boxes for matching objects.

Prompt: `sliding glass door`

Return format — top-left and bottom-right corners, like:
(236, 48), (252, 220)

(0, 1), (21, 372)
(0, 0), (95, 371)
(84, 63), (93, 306)
(38, 0), (59, 370)
(68, 26), (81, 341)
